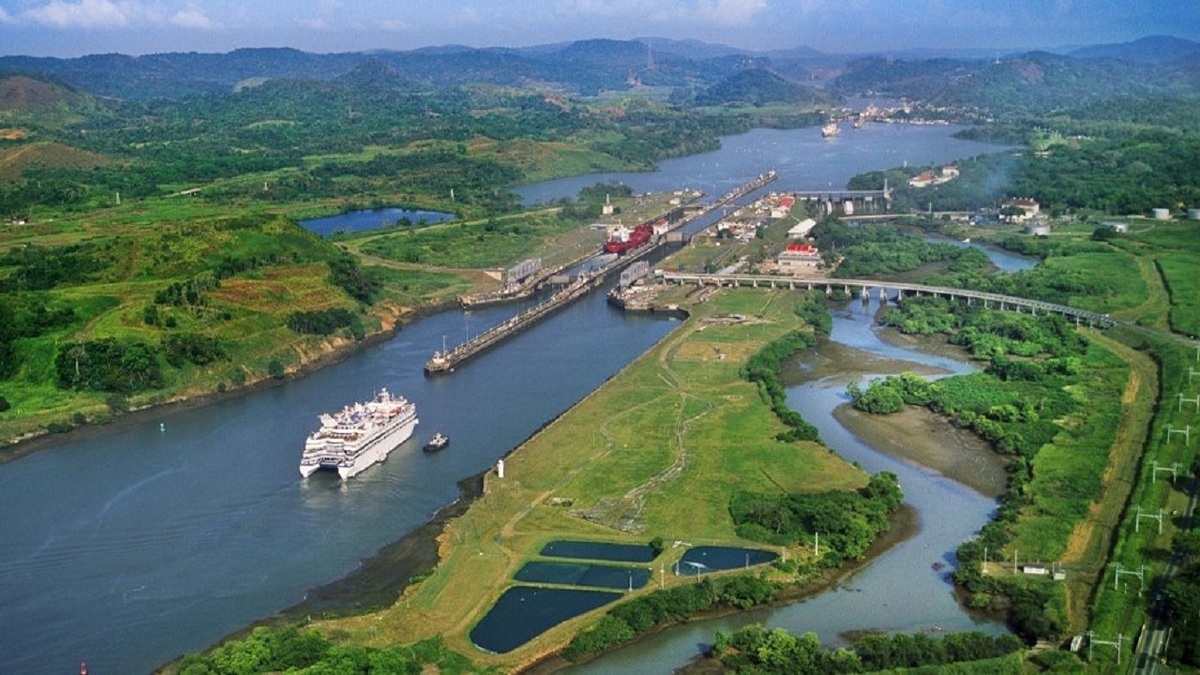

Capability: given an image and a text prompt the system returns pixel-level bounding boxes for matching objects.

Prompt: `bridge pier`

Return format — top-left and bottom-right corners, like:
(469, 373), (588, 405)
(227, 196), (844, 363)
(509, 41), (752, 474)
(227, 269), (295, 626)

(825, 284), (832, 296)
(879, 287), (887, 304)
(860, 287), (869, 302)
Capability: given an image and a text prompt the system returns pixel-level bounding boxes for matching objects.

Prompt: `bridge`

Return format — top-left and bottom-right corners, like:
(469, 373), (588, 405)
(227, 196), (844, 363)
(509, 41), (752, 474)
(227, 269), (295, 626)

(659, 272), (1119, 328)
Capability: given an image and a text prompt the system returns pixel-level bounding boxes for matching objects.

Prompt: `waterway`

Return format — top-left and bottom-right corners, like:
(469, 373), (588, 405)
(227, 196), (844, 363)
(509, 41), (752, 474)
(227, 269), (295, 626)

(300, 207), (454, 236)
(516, 123), (1001, 205)
(566, 298), (1007, 674)
(0, 122), (1015, 674)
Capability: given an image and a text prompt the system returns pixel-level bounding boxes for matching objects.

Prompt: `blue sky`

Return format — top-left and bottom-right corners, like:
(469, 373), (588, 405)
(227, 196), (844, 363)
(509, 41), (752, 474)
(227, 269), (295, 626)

(0, 0), (1197, 57)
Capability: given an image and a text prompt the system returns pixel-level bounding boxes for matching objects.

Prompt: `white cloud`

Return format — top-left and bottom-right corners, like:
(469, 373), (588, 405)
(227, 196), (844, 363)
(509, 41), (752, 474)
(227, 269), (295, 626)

(17, 0), (218, 30)
(24, 0), (132, 28)
(170, 8), (217, 29)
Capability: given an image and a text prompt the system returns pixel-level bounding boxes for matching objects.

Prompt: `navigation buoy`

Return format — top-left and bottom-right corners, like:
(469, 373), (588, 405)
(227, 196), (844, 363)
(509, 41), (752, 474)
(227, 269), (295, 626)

(159, 422), (165, 432)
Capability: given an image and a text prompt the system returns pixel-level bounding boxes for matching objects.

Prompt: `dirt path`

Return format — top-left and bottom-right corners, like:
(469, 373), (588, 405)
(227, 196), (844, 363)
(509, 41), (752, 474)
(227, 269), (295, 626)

(1115, 256), (1170, 331)
(1059, 331), (1158, 633)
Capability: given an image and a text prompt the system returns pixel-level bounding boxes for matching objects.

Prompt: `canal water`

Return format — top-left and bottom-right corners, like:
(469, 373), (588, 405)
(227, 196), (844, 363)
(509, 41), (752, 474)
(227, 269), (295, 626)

(0, 123), (1013, 674)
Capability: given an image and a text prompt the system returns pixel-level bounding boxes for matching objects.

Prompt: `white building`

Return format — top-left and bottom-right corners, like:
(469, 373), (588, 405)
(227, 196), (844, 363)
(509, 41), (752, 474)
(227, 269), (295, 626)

(777, 242), (822, 273)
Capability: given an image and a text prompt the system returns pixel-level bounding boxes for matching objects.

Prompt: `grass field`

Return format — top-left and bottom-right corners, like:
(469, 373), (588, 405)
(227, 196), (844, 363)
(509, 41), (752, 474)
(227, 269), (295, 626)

(315, 287), (866, 670)
(1157, 253), (1200, 337)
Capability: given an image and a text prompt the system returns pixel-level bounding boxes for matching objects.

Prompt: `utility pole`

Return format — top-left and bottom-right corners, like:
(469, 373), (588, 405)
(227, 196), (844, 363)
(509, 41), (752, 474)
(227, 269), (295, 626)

(1136, 505), (1165, 535)
(1152, 459), (1181, 483)
(1180, 392), (1200, 413)
(1167, 425), (1192, 446)
(1087, 631), (1126, 665)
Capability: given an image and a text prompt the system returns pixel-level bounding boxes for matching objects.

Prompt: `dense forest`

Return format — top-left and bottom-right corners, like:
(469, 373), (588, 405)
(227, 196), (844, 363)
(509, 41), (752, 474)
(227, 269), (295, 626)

(711, 624), (1024, 673)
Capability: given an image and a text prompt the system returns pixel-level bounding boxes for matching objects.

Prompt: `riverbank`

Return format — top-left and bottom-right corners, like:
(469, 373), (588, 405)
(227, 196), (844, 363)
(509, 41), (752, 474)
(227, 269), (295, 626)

(0, 297), (460, 464)
(307, 287), (869, 670)
(303, 287), (1017, 673)
(833, 405), (1007, 498)
(528, 504), (922, 675)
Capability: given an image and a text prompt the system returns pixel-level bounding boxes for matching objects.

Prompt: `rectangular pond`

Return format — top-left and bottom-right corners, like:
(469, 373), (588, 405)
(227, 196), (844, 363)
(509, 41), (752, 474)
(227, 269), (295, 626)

(539, 540), (657, 563)
(674, 546), (778, 576)
(515, 561), (650, 590)
(469, 586), (622, 654)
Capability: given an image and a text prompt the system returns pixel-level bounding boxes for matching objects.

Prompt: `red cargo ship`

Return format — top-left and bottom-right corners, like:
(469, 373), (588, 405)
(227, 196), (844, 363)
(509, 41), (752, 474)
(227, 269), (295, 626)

(604, 219), (662, 254)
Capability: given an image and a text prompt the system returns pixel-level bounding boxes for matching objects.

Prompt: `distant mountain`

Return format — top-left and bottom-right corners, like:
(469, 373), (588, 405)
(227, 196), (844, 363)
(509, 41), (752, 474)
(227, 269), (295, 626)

(827, 57), (984, 100)
(1070, 35), (1200, 64)
(636, 37), (748, 61)
(0, 48), (361, 99)
(829, 39), (1200, 114)
(334, 57), (421, 92)
(693, 68), (837, 107)
(2, 35), (1199, 108)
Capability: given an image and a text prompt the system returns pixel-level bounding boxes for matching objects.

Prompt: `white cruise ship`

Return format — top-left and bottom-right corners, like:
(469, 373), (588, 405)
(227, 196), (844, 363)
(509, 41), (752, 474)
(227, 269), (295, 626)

(299, 388), (418, 479)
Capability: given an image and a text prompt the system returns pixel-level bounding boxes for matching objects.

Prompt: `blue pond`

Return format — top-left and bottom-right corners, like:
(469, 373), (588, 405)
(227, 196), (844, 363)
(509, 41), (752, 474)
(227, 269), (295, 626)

(470, 586), (622, 653)
(299, 207), (454, 236)
(674, 546), (778, 576)
(515, 561), (651, 590)
(540, 540), (657, 563)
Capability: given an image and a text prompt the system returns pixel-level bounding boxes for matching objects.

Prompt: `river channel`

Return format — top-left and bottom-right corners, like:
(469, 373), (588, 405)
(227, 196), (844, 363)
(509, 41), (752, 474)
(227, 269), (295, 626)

(0, 123), (1015, 674)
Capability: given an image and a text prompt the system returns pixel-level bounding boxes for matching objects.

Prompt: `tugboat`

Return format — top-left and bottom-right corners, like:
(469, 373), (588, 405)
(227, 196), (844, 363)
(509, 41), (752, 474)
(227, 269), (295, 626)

(424, 432), (449, 453)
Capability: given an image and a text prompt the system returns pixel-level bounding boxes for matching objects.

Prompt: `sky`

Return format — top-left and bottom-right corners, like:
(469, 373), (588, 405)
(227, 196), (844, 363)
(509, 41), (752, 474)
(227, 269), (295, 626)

(0, 0), (1197, 58)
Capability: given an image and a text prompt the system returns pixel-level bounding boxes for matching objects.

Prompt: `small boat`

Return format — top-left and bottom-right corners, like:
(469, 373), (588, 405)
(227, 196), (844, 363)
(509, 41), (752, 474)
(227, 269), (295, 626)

(424, 432), (449, 453)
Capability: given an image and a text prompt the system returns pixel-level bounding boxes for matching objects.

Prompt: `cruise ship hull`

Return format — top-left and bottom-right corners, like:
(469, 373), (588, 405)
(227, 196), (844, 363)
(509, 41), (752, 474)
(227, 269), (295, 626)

(299, 415), (418, 479)
(299, 389), (419, 480)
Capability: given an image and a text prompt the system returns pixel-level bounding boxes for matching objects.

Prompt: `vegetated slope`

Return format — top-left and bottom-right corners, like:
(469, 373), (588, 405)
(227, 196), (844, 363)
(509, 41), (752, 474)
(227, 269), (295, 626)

(1070, 35), (1200, 64)
(0, 142), (111, 181)
(0, 39), (798, 100)
(828, 37), (1200, 115)
(0, 75), (114, 181)
(0, 73), (105, 119)
(692, 68), (838, 107)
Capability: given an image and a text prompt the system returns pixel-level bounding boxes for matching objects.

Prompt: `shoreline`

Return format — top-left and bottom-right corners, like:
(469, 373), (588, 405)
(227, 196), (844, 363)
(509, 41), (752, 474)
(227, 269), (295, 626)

(0, 298), (458, 465)
(274, 309), (1003, 667)
(523, 503), (923, 675)
(142, 297), (995, 673)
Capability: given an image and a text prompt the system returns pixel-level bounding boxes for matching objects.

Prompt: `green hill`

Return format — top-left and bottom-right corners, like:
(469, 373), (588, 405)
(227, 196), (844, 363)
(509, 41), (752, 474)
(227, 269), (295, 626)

(693, 68), (837, 107)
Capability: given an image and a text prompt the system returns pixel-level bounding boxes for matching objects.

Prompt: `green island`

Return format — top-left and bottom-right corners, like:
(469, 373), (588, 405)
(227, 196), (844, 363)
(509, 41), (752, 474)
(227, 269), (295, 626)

(3, 34), (1200, 675)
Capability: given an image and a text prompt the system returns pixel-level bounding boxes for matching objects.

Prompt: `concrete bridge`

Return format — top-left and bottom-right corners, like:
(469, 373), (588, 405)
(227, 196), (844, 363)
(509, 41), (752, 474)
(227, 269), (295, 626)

(659, 272), (1119, 329)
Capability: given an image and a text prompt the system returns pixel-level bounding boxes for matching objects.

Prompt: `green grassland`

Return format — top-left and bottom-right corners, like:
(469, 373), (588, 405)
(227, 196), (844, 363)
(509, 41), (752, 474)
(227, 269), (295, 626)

(1157, 253), (1200, 337)
(315, 287), (865, 670)
(0, 196), (539, 446)
(0, 183), (704, 448)
(1005, 340), (1132, 562)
